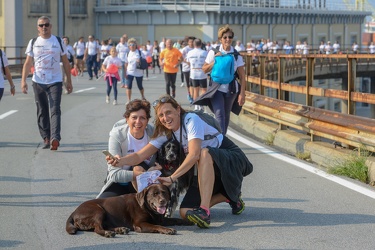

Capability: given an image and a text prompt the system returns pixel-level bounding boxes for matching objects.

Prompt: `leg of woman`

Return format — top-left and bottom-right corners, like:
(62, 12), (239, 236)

(97, 183), (136, 199)
(222, 92), (237, 134)
(211, 91), (226, 134)
(0, 88), (4, 101)
(125, 75), (134, 103)
(106, 78), (112, 103)
(135, 76), (145, 99)
(112, 77), (118, 104)
(185, 148), (215, 228)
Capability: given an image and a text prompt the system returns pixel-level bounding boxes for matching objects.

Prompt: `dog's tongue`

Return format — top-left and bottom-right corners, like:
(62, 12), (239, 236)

(157, 206), (166, 214)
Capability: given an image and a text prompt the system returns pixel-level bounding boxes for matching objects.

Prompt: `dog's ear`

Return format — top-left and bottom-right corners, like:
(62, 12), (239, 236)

(135, 187), (148, 208)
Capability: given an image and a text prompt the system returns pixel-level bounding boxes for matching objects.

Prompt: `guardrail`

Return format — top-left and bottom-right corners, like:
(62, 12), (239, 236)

(242, 52), (375, 152)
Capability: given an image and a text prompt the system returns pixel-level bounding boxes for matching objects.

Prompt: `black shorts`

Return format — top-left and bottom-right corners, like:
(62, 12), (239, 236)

(76, 55), (84, 60)
(179, 164), (229, 209)
(191, 79), (208, 88)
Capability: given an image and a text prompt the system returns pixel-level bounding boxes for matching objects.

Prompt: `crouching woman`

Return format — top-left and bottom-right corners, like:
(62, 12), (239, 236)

(106, 95), (253, 228)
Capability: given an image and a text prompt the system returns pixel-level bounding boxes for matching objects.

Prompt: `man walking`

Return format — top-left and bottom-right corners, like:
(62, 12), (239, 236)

(21, 16), (73, 150)
(159, 39), (183, 98)
(186, 38), (208, 110)
(84, 35), (100, 80)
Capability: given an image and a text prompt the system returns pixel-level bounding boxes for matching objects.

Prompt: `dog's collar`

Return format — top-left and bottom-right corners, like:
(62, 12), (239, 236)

(164, 163), (176, 171)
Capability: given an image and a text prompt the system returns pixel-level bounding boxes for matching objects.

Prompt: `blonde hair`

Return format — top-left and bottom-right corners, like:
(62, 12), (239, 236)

(128, 37), (137, 44)
(218, 25), (234, 40)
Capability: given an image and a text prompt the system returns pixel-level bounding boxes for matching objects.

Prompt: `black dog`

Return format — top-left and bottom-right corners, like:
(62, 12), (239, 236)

(66, 184), (192, 237)
(156, 139), (194, 217)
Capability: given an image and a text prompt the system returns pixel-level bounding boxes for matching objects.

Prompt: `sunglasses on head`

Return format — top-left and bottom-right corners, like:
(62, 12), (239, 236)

(152, 96), (174, 108)
(38, 23), (50, 28)
(222, 36), (233, 40)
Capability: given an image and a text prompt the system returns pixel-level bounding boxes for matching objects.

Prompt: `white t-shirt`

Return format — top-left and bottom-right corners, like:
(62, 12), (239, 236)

(121, 131), (151, 170)
(186, 48), (208, 80)
(181, 46), (194, 72)
(126, 50), (144, 77)
(0, 50), (9, 88)
(205, 45), (244, 93)
(66, 45), (75, 60)
(116, 42), (129, 62)
(100, 45), (111, 60)
(369, 44), (375, 54)
(150, 113), (223, 155)
(333, 43), (340, 53)
(325, 45), (332, 54)
(25, 35), (67, 84)
(159, 41), (165, 51)
(73, 41), (85, 56)
(102, 56), (123, 77)
(86, 40), (100, 55)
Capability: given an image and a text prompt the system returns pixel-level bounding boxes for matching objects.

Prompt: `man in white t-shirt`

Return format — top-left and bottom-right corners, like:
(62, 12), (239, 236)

(332, 41), (340, 54)
(181, 37), (195, 102)
(116, 36), (129, 87)
(84, 35), (100, 80)
(234, 40), (245, 52)
(21, 16), (73, 151)
(186, 38), (208, 111)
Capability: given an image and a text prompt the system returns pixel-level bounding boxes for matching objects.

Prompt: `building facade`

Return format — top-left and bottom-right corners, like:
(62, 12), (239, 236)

(0, 0), (371, 59)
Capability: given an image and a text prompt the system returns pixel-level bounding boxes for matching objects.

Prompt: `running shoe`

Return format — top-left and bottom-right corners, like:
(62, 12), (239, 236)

(187, 94), (193, 104)
(186, 207), (210, 228)
(229, 197), (245, 215)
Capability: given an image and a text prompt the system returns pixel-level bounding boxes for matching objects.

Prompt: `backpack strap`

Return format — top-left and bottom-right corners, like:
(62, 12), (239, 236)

(181, 112), (221, 141)
(0, 49), (5, 75)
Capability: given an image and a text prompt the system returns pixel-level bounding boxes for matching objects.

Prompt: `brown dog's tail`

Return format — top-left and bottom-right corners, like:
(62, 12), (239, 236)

(66, 213), (77, 235)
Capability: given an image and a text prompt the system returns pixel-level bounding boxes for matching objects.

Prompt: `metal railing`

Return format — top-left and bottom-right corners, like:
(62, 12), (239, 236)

(242, 52), (375, 152)
(97, 0), (358, 11)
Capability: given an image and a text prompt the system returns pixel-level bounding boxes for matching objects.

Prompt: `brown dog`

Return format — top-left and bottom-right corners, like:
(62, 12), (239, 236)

(66, 184), (192, 237)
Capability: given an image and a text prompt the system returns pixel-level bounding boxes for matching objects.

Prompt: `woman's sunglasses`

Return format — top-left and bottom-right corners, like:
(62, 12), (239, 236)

(152, 96), (173, 108)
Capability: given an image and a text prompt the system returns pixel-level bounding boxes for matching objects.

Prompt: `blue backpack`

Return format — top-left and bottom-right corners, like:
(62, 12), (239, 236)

(210, 48), (239, 84)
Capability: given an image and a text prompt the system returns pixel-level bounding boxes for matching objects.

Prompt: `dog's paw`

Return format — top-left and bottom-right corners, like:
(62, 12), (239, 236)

(115, 227), (130, 235)
(160, 227), (177, 235)
(104, 230), (116, 238)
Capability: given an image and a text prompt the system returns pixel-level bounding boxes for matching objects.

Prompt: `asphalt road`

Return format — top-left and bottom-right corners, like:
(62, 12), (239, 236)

(1, 73), (375, 250)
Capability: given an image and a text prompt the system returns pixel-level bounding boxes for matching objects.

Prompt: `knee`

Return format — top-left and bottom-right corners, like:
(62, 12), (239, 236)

(199, 148), (213, 164)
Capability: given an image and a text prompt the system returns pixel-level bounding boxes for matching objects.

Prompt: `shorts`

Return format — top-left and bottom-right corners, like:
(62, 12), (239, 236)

(191, 78), (208, 88)
(76, 55), (84, 60)
(179, 164), (229, 209)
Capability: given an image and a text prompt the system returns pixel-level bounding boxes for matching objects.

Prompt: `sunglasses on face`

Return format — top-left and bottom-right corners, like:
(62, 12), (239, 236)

(152, 96), (174, 108)
(129, 43), (136, 47)
(38, 23), (50, 28)
(222, 36), (233, 40)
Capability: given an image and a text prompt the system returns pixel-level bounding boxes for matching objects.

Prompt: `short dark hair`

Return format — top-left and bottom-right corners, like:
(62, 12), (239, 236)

(124, 99), (151, 120)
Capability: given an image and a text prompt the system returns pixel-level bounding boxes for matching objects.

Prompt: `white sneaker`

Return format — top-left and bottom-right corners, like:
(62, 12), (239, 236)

(113, 100), (117, 105)
(180, 82), (184, 87)
(106, 96), (110, 104)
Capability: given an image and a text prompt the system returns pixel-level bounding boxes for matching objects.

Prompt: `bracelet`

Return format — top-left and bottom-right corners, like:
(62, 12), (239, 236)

(169, 176), (174, 183)
(11, 85), (15, 90)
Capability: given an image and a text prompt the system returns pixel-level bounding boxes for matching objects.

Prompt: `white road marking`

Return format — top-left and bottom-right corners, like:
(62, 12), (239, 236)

(0, 110), (18, 120)
(74, 87), (96, 93)
(227, 129), (375, 199)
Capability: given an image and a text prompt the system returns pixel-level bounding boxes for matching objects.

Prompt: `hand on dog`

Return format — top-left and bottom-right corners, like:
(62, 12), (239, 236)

(157, 176), (173, 187)
(147, 163), (162, 172)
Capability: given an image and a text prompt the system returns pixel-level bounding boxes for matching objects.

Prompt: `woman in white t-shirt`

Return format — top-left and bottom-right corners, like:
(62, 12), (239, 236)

(73, 36), (85, 76)
(0, 50), (15, 101)
(98, 99), (155, 198)
(125, 38), (146, 103)
(102, 47), (123, 105)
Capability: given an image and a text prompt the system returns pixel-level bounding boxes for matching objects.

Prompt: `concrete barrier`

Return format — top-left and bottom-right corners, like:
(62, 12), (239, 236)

(231, 111), (375, 185)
